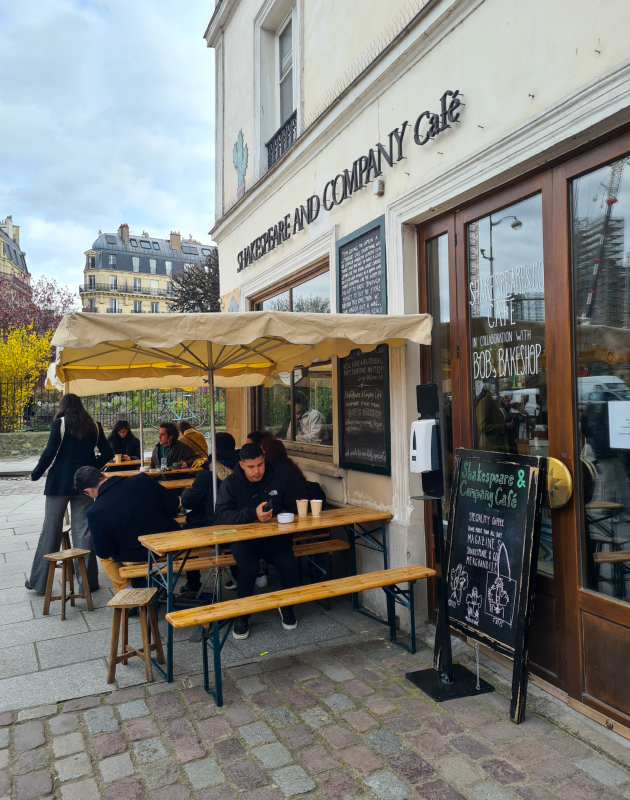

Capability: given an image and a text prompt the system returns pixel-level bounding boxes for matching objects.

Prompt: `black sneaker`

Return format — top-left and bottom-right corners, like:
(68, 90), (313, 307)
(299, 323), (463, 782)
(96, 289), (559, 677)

(178, 581), (201, 595)
(232, 617), (249, 639)
(278, 606), (297, 630)
(224, 579), (237, 591)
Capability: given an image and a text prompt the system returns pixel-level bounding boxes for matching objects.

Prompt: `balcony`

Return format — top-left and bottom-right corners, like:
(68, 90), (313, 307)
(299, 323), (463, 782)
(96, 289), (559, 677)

(106, 308), (122, 313)
(266, 110), (297, 170)
(80, 283), (168, 297)
(82, 307), (99, 313)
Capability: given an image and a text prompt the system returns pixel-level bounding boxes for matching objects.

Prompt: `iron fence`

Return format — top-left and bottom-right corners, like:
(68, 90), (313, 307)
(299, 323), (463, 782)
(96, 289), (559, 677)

(0, 380), (226, 434)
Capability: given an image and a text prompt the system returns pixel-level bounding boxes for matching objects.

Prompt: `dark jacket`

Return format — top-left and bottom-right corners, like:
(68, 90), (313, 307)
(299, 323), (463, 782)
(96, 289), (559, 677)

(32, 418), (112, 496)
(215, 461), (297, 525)
(267, 459), (309, 501)
(150, 439), (195, 469)
(181, 460), (232, 527)
(85, 473), (180, 562)
(108, 431), (141, 459)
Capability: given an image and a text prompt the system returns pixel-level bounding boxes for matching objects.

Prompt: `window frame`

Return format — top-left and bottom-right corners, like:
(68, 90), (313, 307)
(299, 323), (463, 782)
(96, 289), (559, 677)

(151, 301), (159, 314)
(149, 259), (157, 275)
(165, 261), (172, 276)
(108, 254), (116, 268)
(276, 10), (294, 128)
(132, 256), (140, 273)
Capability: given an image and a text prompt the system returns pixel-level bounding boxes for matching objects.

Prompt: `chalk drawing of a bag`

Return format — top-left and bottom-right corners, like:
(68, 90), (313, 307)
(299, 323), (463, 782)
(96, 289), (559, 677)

(484, 542), (517, 627)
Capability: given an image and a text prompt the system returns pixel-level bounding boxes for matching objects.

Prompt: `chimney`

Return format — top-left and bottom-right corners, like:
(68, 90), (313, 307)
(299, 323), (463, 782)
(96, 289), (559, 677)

(119, 223), (129, 244)
(170, 231), (181, 250)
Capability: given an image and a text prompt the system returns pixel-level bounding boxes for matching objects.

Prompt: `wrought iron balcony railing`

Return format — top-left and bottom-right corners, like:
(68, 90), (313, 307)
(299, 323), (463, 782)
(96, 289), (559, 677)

(266, 110), (297, 170)
(80, 283), (168, 297)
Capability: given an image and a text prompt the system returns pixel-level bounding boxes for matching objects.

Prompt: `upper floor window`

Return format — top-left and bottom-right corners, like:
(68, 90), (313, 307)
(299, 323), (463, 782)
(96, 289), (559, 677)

(152, 241), (160, 250)
(278, 16), (293, 126)
(109, 275), (118, 290)
(130, 238), (138, 247)
(108, 255), (116, 268)
(202, 249), (211, 256)
(150, 259), (157, 275)
(165, 261), (172, 276)
(167, 282), (173, 296)
(132, 257), (140, 272)
(87, 255), (96, 269)
(141, 240), (151, 249)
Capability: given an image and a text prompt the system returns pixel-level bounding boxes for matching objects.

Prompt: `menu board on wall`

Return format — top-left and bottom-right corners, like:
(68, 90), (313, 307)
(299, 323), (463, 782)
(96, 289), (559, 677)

(337, 217), (390, 474)
(445, 448), (545, 658)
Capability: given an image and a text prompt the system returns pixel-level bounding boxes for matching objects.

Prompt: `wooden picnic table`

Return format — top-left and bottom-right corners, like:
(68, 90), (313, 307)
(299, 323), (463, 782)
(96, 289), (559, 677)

(138, 505), (393, 682)
(104, 467), (202, 478)
(105, 458), (150, 468)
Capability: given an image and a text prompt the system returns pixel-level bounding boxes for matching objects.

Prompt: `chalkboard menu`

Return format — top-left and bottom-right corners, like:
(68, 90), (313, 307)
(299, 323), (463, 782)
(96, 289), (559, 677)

(338, 345), (390, 474)
(445, 449), (545, 659)
(337, 216), (386, 315)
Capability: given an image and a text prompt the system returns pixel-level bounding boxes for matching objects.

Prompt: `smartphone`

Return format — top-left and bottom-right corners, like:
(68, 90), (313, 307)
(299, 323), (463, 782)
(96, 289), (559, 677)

(262, 500), (273, 512)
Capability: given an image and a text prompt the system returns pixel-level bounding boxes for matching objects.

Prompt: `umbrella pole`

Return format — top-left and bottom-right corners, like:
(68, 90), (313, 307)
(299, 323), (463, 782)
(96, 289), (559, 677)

(138, 390), (144, 465)
(207, 343), (221, 603)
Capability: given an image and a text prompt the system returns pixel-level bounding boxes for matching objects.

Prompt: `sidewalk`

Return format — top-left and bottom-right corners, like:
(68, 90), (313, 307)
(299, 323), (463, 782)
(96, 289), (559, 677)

(0, 457), (41, 478)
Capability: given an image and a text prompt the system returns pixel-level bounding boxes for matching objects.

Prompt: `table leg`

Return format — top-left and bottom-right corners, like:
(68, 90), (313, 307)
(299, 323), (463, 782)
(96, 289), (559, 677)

(381, 520), (388, 570)
(166, 553), (174, 683)
(348, 528), (358, 612)
(212, 622), (223, 707)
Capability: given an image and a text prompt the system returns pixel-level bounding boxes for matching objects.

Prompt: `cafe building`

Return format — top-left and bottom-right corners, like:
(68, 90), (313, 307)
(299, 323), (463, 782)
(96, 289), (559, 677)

(205, 0), (630, 728)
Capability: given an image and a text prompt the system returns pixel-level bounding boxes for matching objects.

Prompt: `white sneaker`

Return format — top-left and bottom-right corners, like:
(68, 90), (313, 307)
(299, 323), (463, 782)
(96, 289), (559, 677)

(255, 573), (268, 588)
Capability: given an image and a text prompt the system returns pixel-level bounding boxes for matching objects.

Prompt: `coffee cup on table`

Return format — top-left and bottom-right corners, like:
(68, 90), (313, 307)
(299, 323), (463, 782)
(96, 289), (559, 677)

(296, 499), (309, 517)
(114, 454), (122, 464)
(310, 499), (323, 517)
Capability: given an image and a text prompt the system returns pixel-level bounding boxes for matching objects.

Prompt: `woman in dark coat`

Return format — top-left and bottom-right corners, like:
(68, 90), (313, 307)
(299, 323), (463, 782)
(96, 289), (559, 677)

(108, 420), (141, 460)
(262, 437), (325, 501)
(26, 394), (113, 595)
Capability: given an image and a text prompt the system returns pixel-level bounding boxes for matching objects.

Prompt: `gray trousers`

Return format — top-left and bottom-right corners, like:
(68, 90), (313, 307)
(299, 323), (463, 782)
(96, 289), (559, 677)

(29, 494), (99, 595)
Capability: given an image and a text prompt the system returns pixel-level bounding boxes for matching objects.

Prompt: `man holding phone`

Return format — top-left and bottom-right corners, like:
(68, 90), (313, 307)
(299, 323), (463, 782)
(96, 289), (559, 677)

(215, 442), (299, 640)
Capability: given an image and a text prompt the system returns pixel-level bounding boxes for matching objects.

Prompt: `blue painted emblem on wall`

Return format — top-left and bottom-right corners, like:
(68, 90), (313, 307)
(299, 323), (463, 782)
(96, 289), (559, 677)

(228, 297), (239, 313)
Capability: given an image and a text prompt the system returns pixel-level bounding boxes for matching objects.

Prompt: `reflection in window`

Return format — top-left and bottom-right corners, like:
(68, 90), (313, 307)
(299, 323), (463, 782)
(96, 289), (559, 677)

(572, 153), (630, 602)
(261, 291), (289, 311)
(293, 273), (330, 313)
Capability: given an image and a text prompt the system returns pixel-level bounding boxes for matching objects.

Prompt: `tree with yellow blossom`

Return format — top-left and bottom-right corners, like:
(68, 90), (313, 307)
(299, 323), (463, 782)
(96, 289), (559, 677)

(0, 325), (52, 431)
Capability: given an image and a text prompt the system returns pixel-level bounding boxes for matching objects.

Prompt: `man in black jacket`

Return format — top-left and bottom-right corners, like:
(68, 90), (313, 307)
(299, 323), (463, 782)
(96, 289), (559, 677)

(215, 442), (299, 640)
(74, 466), (180, 595)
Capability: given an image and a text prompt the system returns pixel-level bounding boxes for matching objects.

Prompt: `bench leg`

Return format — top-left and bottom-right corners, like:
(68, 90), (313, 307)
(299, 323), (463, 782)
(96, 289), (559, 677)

(202, 627), (210, 694)
(121, 609), (130, 664)
(42, 562), (55, 616)
(60, 561), (67, 621)
(166, 554), (174, 682)
(408, 581), (416, 654)
(108, 608), (121, 684)
(348, 529), (358, 612)
(148, 602), (165, 665)
(139, 607), (154, 682)
(212, 622), (223, 707)
(78, 558), (94, 611)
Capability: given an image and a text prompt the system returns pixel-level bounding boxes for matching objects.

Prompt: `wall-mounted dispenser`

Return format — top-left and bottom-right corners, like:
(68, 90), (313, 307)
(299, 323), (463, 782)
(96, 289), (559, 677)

(410, 419), (438, 473)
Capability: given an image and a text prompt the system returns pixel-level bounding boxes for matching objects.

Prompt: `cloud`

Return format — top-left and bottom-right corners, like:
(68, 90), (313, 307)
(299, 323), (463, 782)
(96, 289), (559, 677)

(0, 0), (215, 292)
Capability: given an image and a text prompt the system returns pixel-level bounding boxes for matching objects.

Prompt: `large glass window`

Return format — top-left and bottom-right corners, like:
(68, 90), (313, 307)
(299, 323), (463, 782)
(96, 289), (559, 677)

(150, 259), (157, 275)
(132, 257), (140, 272)
(278, 17), (293, 125)
(256, 271), (332, 446)
(571, 154), (630, 602)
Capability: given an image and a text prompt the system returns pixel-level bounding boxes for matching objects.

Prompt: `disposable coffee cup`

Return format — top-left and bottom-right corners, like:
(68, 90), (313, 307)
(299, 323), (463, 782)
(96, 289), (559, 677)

(114, 454), (122, 464)
(310, 499), (323, 517)
(296, 499), (309, 517)
(160, 458), (168, 471)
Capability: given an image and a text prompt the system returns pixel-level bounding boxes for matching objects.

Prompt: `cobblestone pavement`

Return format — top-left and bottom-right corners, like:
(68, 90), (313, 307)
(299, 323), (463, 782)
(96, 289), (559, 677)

(0, 638), (629, 800)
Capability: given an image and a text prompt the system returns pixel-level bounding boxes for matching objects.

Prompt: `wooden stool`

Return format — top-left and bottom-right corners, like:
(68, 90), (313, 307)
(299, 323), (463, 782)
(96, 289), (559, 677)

(43, 549), (94, 620)
(107, 588), (164, 683)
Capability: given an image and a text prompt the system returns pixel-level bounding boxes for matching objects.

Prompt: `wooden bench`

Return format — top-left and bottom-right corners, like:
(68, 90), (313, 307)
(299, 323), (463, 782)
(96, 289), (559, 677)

(165, 564), (434, 706)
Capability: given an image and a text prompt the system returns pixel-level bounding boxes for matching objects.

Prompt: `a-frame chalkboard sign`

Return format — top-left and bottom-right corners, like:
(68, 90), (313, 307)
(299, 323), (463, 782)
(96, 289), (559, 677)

(445, 448), (546, 722)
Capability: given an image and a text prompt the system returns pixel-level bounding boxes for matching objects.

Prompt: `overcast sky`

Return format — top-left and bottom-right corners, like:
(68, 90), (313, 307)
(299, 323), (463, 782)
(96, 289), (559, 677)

(0, 0), (214, 293)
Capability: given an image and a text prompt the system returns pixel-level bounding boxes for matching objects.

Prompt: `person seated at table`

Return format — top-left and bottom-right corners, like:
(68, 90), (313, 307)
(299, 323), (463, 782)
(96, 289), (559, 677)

(262, 437), (326, 503)
(150, 422), (195, 470)
(287, 390), (327, 443)
(177, 420), (208, 460)
(108, 420), (141, 461)
(215, 442), (299, 640)
(74, 466), (181, 597)
(246, 430), (272, 447)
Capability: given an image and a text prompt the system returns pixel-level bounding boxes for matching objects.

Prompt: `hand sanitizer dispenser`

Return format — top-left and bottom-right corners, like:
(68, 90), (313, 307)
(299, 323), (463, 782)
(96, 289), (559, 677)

(410, 419), (437, 473)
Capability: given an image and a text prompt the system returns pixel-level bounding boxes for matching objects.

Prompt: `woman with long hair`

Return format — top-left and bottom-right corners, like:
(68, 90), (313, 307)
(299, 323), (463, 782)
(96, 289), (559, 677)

(262, 437), (325, 502)
(26, 394), (113, 595)
(108, 420), (141, 460)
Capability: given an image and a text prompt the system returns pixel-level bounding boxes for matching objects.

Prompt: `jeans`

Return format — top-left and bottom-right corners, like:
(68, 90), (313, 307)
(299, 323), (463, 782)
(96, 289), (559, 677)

(230, 534), (298, 601)
(29, 494), (99, 594)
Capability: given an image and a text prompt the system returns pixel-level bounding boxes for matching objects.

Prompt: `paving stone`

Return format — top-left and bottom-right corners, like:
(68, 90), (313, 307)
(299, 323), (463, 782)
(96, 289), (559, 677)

(149, 694), (184, 721)
(577, 758), (630, 787)
(270, 764), (316, 796)
(49, 714), (78, 735)
(526, 758), (577, 784)
(184, 757), (225, 789)
(237, 677), (266, 695)
(164, 718), (196, 741)
(152, 786), (192, 800)
(182, 686), (212, 705)
(191, 703), (220, 720)
(117, 700), (149, 721)
(226, 759), (268, 789)
(85, 706), (119, 734)
(52, 732), (85, 758)
(318, 663), (355, 682)
(241, 788), (281, 800)
(471, 783), (515, 800)
(213, 737), (246, 763)
(501, 739), (550, 763)
(482, 722), (525, 745)
(305, 679), (336, 697)
(60, 777), (100, 800)
(282, 690), (315, 709)
(105, 688), (145, 706)
(146, 681), (183, 695)
(516, 786), (562, 800)
(341, 709), (378, 732)
(17, 704), (57, 721)
(15, 770), (53, 800)
(364, 772), (409, 800)
(289, 666), (320, 681)
(198, 717), (232, 741)
(263, 707), (297, 728)
(423, 716), (462, 736)
(321, 725), (358, 749)
(340, 745), (383, 773)
(481, 758), (527, 784)
(172, 736), (207, 763)
(55, 752), (93, 782)
(0, 750), (7, 770)
(435, 754), (484, 788)
(228, 663), (262, 679)
(555, 774), (604, 800)
(266, 671), (295, 691)
(405, 698), (436, 719)
(239, 721), (276, 745)
(93, 732), (125, 759)
(450, 735), (494, 760)
(63, 697), (100, 713)
(278, 725), (316, 750)
(324, 694), (356, 712)
(124, 717), (159, 741)
(363, 695), (397, 715)
(454, 709), (499, 729)
(0, 731), (7, 749)
(141, 760), (181, 789)
(300, 707), (333, 728)
(224, 705), (256, 726)
(415, 779), (467, 800)
(343, 679), (374, 698)
(253, 742), (293, 769)
(406, 733), (452, 761)
(103, 776), (146, 799)
(365, 729), (403, 756)
(14, 748), (48, 775)
(389, 752), (436, 784)
(298, 744), (339, 774)
(133, 737), (166, 764)
(251, 691), (279, 709)
(380, 712), (422, 733)
(14, 721), (45, 752)
(0, 713), (12, 727)
(357, 669), (386, 684)
(318, 769), (364, 799)
(99, 753), (134, 783)
(545, 732), (591, 759)
(381, 682), (409, 699)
